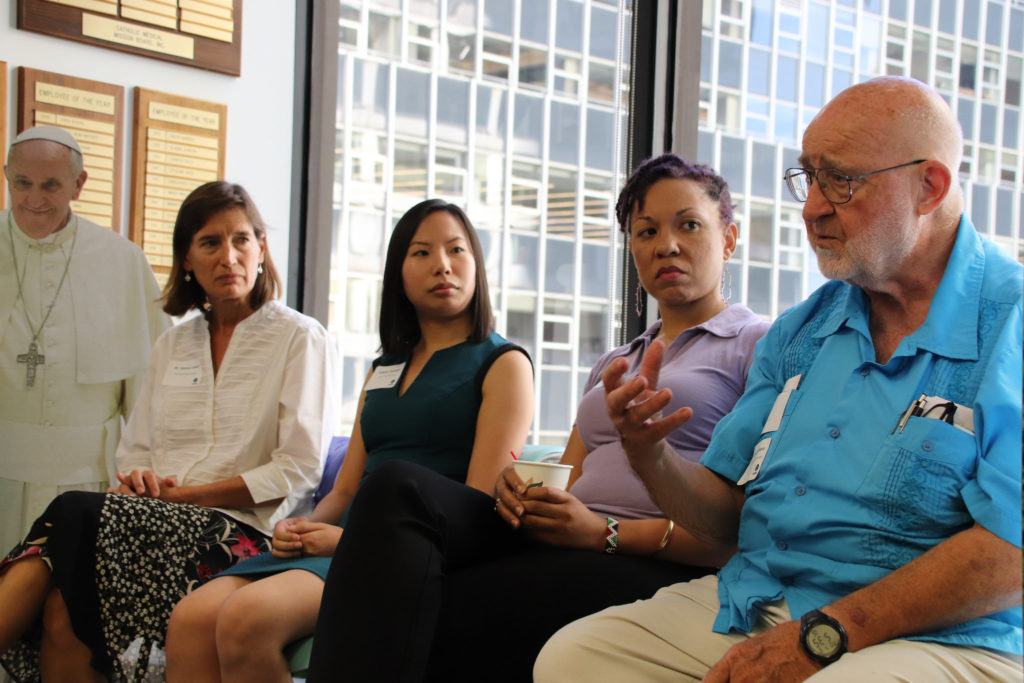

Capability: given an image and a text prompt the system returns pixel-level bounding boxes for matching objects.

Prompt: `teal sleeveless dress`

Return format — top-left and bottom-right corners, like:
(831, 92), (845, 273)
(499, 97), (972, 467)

(220, 331), (525, 580)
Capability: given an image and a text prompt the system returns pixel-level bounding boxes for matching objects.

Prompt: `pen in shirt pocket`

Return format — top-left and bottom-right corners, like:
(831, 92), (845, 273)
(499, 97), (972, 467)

(894, 393), (927, 434)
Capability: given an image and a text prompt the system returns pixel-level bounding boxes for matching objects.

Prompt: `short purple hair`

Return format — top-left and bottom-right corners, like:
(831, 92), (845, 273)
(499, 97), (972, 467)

(614, 153), (735, 233)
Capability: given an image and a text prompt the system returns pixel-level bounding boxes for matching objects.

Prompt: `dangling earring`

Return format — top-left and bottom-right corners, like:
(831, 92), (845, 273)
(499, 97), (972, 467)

(635, 281), (645, 319)
(184, 272), (192, 282)
(721, 266), (733, 302)
(257, 263), (264, 275)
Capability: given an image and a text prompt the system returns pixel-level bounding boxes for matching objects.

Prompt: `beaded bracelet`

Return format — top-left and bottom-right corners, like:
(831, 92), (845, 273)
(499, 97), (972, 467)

(604, 516), (619, 554)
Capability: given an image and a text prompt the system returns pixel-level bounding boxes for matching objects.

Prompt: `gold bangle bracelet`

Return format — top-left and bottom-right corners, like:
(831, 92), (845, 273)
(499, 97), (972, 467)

(656, 519), (674, 553)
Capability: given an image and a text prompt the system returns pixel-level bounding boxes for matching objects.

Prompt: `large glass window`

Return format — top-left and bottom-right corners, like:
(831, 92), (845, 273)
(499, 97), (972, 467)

(329, 1), (631, 440)
(321, 0), (1022, 434)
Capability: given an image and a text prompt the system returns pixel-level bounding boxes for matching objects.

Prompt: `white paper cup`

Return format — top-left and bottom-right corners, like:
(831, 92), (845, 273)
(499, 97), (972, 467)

(512, 461), (573, 491)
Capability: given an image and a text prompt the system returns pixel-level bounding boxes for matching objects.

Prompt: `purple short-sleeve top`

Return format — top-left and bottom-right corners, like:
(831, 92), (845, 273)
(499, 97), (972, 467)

(570, 304), (769, 520)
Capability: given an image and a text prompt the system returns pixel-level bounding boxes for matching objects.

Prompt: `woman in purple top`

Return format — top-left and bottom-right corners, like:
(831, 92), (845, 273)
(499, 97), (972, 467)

(306, 155), (770, 683)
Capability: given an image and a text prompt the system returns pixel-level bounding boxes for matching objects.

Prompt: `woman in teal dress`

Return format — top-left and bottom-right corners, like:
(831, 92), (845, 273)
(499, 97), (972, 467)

(164, 199), (534, 683)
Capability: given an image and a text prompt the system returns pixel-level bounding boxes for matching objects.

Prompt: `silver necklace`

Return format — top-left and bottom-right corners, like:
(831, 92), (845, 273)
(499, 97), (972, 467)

(7, 212), (78, 387)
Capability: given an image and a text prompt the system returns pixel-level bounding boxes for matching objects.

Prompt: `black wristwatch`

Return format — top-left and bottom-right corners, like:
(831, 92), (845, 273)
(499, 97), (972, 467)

(799, 609), (848, 666)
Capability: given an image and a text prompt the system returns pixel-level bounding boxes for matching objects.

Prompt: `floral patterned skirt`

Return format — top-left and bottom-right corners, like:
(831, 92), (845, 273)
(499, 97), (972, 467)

(0, 491), (270, 683)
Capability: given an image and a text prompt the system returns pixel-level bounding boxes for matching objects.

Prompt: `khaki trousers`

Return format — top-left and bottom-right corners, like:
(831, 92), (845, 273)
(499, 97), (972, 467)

(534, 575), (1022, 682)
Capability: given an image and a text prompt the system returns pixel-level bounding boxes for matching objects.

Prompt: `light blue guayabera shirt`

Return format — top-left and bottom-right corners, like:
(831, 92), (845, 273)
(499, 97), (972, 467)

(701, 214), (1023, 655)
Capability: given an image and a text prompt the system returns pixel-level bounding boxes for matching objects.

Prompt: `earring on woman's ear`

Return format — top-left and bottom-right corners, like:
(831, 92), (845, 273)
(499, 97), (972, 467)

(635, 280), (645, 319)
(721, 266), (733, 302)
(184, 272), (192, 282)
(257, 264), (264, 275)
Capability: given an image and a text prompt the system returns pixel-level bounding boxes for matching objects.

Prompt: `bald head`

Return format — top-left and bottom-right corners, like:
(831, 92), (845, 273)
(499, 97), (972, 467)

(803, 77), (963, 226)
(800, 77), (966, 290)
(810, 77), (962, 176)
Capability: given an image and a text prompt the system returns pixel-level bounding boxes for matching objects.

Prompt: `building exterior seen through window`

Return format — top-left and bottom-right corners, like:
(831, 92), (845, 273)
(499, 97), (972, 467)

(330, 0), (631, 442)
(328, 0), (1023, 440)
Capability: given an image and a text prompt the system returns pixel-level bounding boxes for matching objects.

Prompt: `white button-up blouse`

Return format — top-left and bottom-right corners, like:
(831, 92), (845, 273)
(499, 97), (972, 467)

(115, 300), (337, 535)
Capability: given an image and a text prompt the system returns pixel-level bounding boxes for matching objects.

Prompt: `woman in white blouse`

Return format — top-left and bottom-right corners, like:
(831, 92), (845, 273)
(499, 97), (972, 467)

(0, 181), (335, 683)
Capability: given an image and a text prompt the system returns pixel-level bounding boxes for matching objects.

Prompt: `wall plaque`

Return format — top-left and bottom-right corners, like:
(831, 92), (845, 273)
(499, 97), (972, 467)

(17, 0), (243, 76)
(17, 67), (125, 232)
(130, 87), (226, 285)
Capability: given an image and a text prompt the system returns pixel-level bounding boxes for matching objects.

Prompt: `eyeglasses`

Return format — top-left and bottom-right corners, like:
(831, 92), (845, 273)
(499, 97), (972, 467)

(783, 159), (926, 205)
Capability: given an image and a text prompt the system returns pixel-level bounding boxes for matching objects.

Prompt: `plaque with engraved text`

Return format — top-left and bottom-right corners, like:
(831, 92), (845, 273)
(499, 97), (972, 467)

(18, 0), (242, 76)
(130, 87), (226, 285)
(17, 67), (125, 232)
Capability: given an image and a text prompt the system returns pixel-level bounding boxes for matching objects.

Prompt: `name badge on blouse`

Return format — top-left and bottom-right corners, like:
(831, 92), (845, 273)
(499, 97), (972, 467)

(365, 363), (406, 391)
(162, 360), (203, 387)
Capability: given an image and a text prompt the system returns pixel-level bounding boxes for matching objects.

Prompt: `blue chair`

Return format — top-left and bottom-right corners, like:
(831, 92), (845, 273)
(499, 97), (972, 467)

(287, 435), (348, 677)
(314, 436), (349, 504)
(286, 636), (315, 678)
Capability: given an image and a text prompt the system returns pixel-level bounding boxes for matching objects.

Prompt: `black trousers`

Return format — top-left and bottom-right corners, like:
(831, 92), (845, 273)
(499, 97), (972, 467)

(307, 460), (708, 683)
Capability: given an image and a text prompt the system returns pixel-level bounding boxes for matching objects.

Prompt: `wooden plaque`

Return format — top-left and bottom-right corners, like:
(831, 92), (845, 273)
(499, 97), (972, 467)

(130, 87), (226, 285)
(1, 62), (7, 210)
(17, 0), (243, 77)
(17, 67), (125, 232)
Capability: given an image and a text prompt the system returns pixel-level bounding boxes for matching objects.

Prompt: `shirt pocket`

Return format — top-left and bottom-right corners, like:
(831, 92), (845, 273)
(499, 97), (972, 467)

(854, 416), (977, 543)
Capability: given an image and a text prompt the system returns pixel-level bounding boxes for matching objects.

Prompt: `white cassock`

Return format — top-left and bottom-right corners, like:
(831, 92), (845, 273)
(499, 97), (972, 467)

(0, 210), (171, 552)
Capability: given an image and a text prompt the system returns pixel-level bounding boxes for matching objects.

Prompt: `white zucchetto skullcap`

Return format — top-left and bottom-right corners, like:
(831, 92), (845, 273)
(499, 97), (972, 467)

(12, 125), (83, 155)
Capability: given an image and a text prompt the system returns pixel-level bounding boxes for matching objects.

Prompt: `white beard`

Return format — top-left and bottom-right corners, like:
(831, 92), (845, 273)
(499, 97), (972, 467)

(813, 206), (917, 289)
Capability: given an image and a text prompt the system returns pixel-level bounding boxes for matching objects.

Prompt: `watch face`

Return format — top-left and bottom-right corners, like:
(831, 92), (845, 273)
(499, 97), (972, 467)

(806, 623), (842, 658)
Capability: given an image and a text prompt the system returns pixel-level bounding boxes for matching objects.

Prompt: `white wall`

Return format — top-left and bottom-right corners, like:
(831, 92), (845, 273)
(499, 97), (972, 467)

(0, 0), (297, 297)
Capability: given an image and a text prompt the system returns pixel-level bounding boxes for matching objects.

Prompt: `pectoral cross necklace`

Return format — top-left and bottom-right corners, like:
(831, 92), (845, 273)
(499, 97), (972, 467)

(7, 213), (78, 387)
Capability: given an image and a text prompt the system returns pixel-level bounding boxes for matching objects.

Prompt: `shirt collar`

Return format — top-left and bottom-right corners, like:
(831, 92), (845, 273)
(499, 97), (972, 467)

(632, 304), (761, 352)
(812, 214), (983, 361)
(908, 214), (983, 360)
(813, 283), (864, 340)
(7, 210), (79, 249)
(696, 303), (763, 338)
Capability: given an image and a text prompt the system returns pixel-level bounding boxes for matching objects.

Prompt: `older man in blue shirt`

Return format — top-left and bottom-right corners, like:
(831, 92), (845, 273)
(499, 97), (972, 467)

(535, 76), (1022, 682)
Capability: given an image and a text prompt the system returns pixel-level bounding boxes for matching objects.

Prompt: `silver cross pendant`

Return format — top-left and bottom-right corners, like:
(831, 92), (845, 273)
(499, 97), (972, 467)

(17, 341), (45, 387)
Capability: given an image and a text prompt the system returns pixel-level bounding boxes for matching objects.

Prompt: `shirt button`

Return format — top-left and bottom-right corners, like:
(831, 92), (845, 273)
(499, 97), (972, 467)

(922, 440), (934, 452)
(859, 367), (870, 376)
(776, 541), (788, 551)
(794, 485), (806, 496)
(829, 427), (841, 439)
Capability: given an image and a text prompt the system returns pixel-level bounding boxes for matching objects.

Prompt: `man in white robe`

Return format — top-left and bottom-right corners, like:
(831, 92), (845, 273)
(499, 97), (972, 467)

(0, 125), (170, 553)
